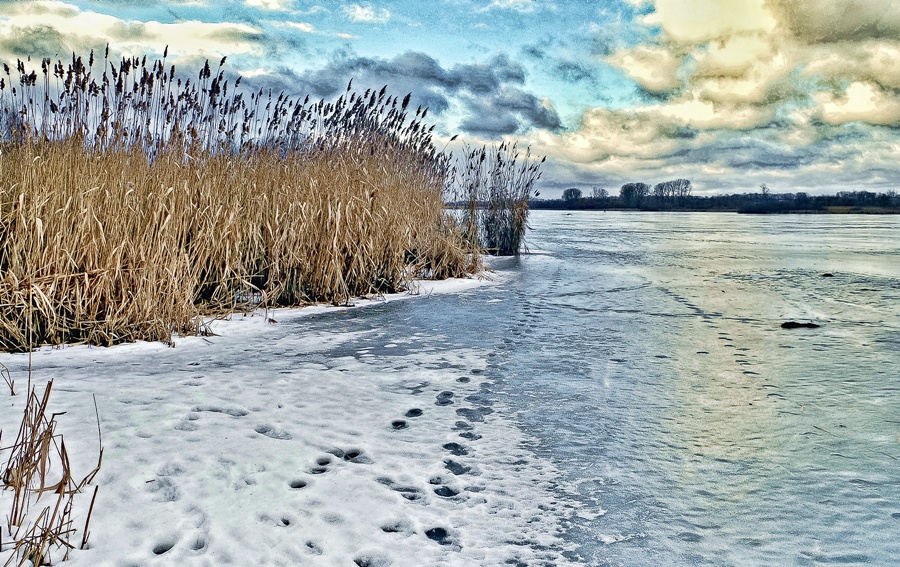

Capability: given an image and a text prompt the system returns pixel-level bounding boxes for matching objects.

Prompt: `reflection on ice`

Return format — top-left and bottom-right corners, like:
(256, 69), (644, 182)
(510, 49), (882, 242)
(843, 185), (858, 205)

(497, 211), (900, 566)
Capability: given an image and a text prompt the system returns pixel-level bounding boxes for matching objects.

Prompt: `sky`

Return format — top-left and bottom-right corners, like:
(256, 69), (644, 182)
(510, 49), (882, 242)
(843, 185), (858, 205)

(0, 0), (898, 196)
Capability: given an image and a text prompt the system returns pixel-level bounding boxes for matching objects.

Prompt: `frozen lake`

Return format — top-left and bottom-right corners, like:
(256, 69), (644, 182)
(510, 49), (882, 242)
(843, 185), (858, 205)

(3, 210), (899, 566)
(495, 211), (900, 565)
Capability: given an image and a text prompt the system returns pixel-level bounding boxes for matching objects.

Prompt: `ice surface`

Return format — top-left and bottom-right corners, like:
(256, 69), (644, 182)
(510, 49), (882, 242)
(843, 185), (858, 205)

(0, 276), (578, 567)
(7, 212), (897, 567)
(496, 211), (900, 566)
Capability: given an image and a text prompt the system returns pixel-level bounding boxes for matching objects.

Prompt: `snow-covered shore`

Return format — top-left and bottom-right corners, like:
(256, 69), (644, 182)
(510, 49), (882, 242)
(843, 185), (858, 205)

(1, 276), (578, 566)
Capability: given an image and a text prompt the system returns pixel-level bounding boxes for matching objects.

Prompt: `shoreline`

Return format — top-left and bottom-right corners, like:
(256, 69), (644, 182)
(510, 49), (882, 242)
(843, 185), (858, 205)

(1, 272), (579, 566)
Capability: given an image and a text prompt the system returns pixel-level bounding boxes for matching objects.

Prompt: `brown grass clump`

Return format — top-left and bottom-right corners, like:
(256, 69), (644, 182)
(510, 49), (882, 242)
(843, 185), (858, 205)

(1, 379), (103, 566)
(447, 142), (544, 256)
(0, 50), (479, 351)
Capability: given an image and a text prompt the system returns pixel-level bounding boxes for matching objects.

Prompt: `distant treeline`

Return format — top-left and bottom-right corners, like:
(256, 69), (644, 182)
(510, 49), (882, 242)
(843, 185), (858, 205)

(531, 182), (900, 214)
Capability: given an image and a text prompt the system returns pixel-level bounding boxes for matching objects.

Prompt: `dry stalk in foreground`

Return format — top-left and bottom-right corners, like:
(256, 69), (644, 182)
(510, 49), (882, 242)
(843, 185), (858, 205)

(1, 379), (103, 566)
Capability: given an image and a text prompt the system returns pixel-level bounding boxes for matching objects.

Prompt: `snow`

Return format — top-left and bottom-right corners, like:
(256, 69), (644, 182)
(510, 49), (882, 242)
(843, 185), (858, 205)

(1, 275), (578, 566)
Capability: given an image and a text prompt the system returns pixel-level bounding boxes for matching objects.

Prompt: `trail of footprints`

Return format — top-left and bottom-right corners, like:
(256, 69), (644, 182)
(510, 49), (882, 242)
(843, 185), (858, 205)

(152, 369), (492, 562)
(296, 370), (493, 560)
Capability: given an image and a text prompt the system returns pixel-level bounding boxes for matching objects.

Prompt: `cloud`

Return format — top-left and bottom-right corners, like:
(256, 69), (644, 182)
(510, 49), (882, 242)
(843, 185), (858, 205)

(245, 0), (293, 10)
(240, 50), (556, 136)
(552, 60), (596, 84)
(642, 0), (777, 43)
(0, 1), (263, 61)
(520, 38), (598, 85)
(771, 0), (900, 44)
(522, 0), (900, 193)
(0, 24), (69, 58)
(815, 81), (900, 127)
(342, 3), (391, 24)
(297, 5), (327, 15)
(803, 41), (900, 90)
(608, 44), (681, 92)
(284, 21), (316, 33)
(460, 89), (561, 135)
(460, 112), (521, 135)
(608, 0), (900, 128)
(78, 0), (207, 5)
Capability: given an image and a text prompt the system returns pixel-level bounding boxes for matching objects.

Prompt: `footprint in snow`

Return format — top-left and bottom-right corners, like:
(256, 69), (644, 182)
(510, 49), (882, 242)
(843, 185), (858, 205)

(433, 486), (460, 498)
(354, 554), (392, 567)
(147, 477), (180, 502)
(442, 442), (469, 456)
(429, 475), (461, 497)
(152, 537), (178, 556)
(435, 391), (454, 406)
(192, 405), (249, 417)
(327, 448), (372, 464)
(254, 424), (292, 440)
(425, 527), (453, 546)
(377, 477), (423, 501)
(444, 460), (471, 476)
(456, 406), (493, 423)
(309, 456), (331, 474)
(305, 541), (323, 555)
(381, 519), (413, 534)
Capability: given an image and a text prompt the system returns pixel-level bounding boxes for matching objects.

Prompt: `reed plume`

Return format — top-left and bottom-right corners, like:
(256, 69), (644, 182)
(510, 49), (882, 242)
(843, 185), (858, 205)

(447, 142), (543, 256)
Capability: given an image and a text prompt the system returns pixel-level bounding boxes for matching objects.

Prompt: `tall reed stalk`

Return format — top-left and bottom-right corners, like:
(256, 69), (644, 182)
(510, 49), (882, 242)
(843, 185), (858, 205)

(447, 142), (544, 256)
(0, 50), (478, 351)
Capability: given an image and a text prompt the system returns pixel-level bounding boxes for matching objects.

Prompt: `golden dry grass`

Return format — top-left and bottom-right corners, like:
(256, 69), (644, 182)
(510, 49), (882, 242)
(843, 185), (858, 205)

(0, 51), (480, 351)
(0, 138), (477, 351)
(448, 143), (543, 256)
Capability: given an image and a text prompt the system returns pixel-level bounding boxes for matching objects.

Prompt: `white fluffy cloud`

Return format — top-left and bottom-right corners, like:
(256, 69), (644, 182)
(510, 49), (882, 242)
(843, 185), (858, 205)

(526, 0), (900, 193)
(815, 82), (900, 127)
(284, 21), (317, 33)
(0, 1), (262, 61)
(607, 45), (681, 93)
(643, 0), (777, 43)
(613, 0), (900, 129)
(342, 3), (391, 24)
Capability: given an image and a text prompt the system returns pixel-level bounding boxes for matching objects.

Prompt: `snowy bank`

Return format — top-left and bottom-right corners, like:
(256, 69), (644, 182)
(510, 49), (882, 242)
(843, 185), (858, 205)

(1, 275), (578, 566)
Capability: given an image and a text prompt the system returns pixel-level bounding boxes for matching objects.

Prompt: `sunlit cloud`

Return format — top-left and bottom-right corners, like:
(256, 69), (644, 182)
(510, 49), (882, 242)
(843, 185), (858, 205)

(520, 0), (900, 192)
(284, 21), (316, 33)
(0, 1), (262, 60)
(342, 3), (391, 24)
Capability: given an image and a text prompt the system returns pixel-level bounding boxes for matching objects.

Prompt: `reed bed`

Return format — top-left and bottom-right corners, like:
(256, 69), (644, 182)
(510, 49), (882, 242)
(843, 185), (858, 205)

(0, 50), (478, 351)
(447, 142), (543, 256)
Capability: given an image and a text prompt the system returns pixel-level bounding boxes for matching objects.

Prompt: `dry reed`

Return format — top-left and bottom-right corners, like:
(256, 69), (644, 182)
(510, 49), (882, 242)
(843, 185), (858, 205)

(0, 49), (478, 351)
(1, 379), (103, 566)
(447, 142), (543, 256)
